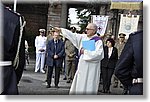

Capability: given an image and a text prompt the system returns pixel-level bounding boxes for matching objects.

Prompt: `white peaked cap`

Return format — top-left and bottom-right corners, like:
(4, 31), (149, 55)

(39, 29), (46, 32)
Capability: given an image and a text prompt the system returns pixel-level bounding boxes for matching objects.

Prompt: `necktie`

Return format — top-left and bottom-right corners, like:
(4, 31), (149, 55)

(54, 40), (57, 54)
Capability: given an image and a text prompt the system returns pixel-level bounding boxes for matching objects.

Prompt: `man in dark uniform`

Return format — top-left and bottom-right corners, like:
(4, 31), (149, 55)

(115, 30), (143, 95)
(1, 6), (25, 95)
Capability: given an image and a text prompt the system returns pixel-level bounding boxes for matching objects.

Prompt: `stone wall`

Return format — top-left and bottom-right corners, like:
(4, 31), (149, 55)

(17, 4), (49, 47)
(46, 4), (62, 34)
(17, 4), (49, 35)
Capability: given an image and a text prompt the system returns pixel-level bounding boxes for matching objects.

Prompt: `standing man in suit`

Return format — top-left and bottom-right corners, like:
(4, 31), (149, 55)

(115, 30), (143, 95)
(46, 31), (65, 88)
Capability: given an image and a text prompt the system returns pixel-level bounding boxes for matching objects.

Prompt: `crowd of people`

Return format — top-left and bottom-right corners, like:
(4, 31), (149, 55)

(25, 23), (143, 95)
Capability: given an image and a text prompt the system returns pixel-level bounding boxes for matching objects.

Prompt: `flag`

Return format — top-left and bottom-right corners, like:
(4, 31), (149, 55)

(92, 15), (109, 36)
(110, 0), (143, 10)
(119, 14), (140, 38)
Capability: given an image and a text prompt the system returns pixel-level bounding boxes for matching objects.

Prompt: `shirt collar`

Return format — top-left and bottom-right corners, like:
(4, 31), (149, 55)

(54, 39), (58, 42)
(87, 34), (97, 39)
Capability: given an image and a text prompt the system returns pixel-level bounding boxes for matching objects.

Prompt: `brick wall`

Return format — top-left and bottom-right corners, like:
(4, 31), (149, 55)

(47, 4), (62, 34)
(17, 4), (49, 47)
(18, 4), (48, 35)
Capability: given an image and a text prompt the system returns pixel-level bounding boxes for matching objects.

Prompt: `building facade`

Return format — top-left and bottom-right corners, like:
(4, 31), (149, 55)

(3, 0), (143, 48)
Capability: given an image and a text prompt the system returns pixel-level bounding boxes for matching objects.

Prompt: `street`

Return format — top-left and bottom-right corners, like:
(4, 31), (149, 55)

(18, 59), (124, 95)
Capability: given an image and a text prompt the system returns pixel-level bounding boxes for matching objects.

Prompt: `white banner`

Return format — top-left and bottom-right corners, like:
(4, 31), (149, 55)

(92, 15), (109, 36)
(119, 14), (140, 38)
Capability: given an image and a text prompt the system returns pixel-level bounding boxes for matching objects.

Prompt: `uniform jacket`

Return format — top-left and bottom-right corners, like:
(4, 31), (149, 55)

(46, 38), (65, 67)
(115, 30), (143, 87)
(115, 41), (126, 58)
(65, 39), (76, 61)
(2, 6), (25, 95)
(35, 35), (47, 53)
(101, 46), (118, 69)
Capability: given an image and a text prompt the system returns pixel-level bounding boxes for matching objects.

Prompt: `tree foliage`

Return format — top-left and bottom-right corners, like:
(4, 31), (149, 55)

(75, 8), (91, 32)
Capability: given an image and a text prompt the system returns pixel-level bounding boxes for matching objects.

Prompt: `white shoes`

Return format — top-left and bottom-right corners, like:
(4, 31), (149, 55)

(35, 69), (39, 72)
(35, 69), (45, 73)
(40, 70), (45, 73)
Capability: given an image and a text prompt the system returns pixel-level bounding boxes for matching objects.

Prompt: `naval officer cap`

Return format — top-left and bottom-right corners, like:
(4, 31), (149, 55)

(39, 29), (46, 33)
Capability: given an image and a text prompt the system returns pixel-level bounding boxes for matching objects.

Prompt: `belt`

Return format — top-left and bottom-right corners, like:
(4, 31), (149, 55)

(132, 78), (143, 84)
(0, 61), (12, 66)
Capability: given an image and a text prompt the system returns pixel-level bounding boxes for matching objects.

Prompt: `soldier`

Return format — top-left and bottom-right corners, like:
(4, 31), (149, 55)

(115, 33), (126, 57)
(112, 33), (127, 92)
(35, 29), (47, 73)
(1, 6), (25, 95)
(115, 30), (143, 95)
(65, 38), (76, 83)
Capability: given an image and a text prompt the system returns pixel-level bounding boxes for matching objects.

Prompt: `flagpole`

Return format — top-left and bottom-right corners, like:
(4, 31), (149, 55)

(0, 1), (3, 94)
(13, 0), (17, 12)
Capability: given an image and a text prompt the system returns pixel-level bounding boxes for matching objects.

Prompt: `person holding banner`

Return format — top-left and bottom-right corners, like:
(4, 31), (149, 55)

(54, 23), (104, 95)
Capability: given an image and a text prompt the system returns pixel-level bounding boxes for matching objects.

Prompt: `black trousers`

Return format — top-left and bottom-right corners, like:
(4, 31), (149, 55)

(2, 66), (18, 95)
(47, 64), (61, 86)
(101, 67), (114, 91)
(129, 83), (143, 95)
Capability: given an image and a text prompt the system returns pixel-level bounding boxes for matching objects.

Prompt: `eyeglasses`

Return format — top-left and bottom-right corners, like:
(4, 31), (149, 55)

(120, 37), (125, 38)
(86, 28), (94, 31)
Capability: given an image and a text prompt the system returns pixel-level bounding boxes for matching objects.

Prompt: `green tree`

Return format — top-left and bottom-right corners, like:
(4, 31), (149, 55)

(75, 8), (91, 32)
(67, 18), (71, 28)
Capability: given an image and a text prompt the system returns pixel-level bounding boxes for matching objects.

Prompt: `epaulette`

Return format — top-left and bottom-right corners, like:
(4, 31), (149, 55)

(5, 6), (21, 16)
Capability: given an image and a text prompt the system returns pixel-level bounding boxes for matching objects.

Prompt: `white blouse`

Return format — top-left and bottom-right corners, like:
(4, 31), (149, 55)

(108, 47), (113, 58)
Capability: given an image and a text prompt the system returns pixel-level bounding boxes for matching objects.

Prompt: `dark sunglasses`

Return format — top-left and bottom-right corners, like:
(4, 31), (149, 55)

(86, 28), (94, 31)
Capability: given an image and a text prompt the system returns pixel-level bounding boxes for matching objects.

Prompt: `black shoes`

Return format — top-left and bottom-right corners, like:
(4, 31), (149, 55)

(46, 85), (51, 88)
(24, 68), (27, 71)
(66, 80), (71, 83)
(63, 77), (67, 80)
(100, 89), (111, 93)
(46, 84), (59, 88)
(107, 90), (111, 93)
(100, 89), (106, 93)
(122, 89), (128, 95)
(55, 85), (59, 88)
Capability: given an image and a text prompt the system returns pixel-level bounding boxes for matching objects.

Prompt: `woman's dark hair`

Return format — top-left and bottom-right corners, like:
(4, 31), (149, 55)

(106, 38), (115, 47)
